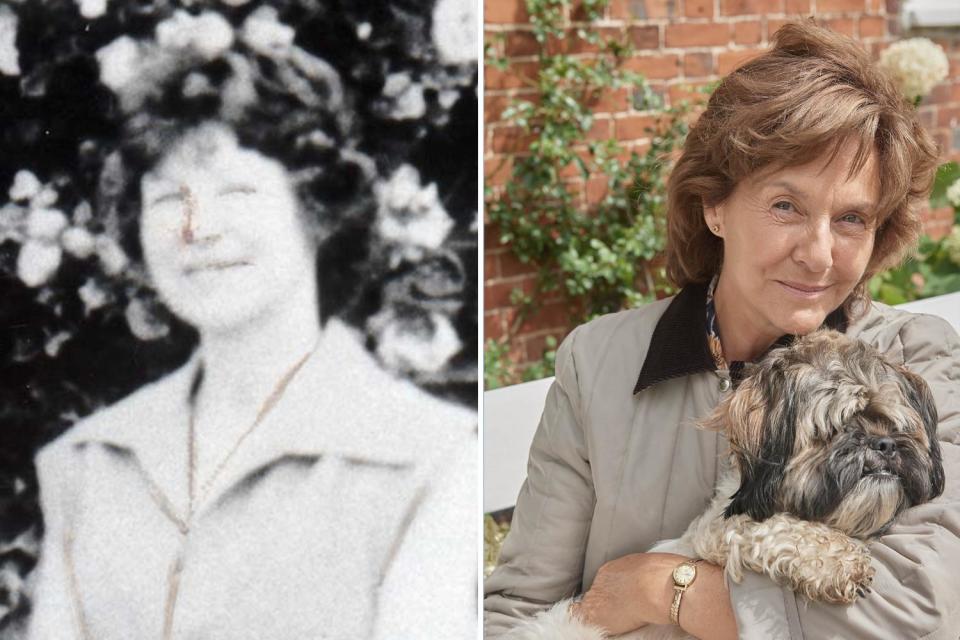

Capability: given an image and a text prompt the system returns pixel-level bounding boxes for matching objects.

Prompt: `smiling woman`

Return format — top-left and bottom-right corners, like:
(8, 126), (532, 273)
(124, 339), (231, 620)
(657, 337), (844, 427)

(485, 21), (960, 640)
(0, 1), (478, 638)
(139, 124), (317, 332)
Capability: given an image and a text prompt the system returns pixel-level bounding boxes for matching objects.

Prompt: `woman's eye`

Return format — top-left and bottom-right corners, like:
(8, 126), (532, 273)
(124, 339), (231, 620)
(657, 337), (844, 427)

(217, 186), (257, 198)
(839, 212), (865, 225)
(772, 200), (795, 213)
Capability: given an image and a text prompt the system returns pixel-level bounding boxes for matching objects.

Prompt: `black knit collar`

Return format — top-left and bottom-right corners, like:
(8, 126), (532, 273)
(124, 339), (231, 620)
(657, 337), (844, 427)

(632, 282), (848, 393)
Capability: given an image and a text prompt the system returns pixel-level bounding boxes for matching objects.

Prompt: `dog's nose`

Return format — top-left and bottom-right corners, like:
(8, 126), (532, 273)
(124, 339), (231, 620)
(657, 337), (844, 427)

(869, 437), (897, 456)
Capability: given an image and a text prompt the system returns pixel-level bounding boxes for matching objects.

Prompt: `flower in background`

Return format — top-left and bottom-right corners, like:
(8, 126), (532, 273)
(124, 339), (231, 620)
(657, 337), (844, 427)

(944, 225), (960, 267)
(877, 38), (949, 102)
(155, 10), (234, 61)
(381, 73), (426, 120)
(946, 178), (960, 209)
(371, 309), (461, 374)
(76, 0), (109, 20)
(240, 6), (295, 58)
(78, 279), (110, 315)
(375, 164), (453, 266)
(17, 242), (61, 288)
(0, 4), (18, 76)
(432, 0), (478, 65)
(125, 298), (170, 341)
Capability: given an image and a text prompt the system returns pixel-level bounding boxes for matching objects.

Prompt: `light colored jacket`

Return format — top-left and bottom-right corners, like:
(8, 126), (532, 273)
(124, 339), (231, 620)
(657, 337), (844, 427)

(29, 319), (477, 640)
(484, 290), (960, 639)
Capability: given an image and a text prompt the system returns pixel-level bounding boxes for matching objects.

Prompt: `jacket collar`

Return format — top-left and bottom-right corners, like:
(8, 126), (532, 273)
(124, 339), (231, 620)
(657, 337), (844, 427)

(67, 319), (426, 472)
(633, 282), (848, 393)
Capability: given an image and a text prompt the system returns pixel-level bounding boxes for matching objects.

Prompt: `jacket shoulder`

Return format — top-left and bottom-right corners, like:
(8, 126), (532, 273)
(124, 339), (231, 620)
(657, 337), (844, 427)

(555, 298), (673, 406)
(850, 302), (960, 365)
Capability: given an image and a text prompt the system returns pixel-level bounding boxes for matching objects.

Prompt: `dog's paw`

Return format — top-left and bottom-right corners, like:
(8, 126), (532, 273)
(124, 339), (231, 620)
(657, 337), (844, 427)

(790, 533), (875, 604)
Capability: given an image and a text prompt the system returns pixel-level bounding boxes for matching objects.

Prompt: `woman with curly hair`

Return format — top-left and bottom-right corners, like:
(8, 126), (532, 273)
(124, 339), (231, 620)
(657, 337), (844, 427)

(2, 2), (477, 638)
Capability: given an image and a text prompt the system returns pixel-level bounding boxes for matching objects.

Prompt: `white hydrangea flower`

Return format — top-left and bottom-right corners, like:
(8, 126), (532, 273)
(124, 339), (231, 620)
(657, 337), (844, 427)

(375, 312), (461, 373)
(125, 298), (170, 341)
(31, 185), (58, 209)
(877, 38), (949, 100)
(26, 208), (68, 242)
(432, 0), (478, 65)
(156, 10), (234, 60)
(376, 164), (453, 261)
(95, 235), (129, 275)
(0, 4), (19, 76)
(61, 226), (97, 258)
(946, 178), (960, 209)
(17, 241), (61, 287)
(240, 6), (295, 58)
(76, 0), (108, 19)
(9, 170), (41, 202)
(78, 278), (109, 314)
(382, 73), (426, 120)
(96, 36), (142, 94)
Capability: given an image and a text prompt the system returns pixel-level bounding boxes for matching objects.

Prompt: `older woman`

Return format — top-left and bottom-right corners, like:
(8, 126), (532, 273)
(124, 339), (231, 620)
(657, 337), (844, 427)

(17, 3), (477, 639)
(484, 21), (960, 640)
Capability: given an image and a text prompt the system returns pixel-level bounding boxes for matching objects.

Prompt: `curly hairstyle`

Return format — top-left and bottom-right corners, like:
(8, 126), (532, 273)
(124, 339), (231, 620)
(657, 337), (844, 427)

(664, 20), (940, 314)
(0, 2), (476, 631)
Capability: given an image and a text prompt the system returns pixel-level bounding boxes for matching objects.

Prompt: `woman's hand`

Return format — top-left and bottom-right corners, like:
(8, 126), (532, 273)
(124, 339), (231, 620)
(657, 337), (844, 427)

(571, 552), (686, 635)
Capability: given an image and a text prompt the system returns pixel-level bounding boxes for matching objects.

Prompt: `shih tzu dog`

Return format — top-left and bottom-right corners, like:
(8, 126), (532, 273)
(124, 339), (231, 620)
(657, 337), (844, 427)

(506, 330), (945, 640)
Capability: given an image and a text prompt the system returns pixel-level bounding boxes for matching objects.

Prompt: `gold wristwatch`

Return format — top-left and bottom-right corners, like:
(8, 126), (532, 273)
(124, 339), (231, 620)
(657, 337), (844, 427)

(669, 559), (701, 626)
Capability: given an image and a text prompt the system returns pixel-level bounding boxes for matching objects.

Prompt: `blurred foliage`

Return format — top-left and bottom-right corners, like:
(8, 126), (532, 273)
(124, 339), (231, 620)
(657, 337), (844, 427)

(870, 162), (960, 305)
(484, 0), (696, 388)
(483, 513), (511, 578)
(483, 335), (556, 390)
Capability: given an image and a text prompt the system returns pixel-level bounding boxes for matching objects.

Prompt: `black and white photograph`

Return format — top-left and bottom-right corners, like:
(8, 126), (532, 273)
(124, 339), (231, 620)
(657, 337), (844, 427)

(0, 1), (478, 638)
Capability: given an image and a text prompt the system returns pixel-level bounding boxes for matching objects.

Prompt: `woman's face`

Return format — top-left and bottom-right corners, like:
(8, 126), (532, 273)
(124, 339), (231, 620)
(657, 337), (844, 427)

(704, 140), (880, 342)
(140, 123), (317, 332)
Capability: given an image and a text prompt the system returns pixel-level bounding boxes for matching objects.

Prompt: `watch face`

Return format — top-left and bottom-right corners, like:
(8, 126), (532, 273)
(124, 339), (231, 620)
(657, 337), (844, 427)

(673, 563), (697, 587)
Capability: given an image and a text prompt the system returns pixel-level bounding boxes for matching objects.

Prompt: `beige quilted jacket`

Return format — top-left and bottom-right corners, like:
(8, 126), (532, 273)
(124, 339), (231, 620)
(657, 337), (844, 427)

(485, 285), (960, 639)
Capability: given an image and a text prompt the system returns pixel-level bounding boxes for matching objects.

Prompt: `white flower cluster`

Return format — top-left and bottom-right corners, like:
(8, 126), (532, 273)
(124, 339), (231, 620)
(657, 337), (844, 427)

(431, 0), (478, 65)
(375, 164), (454, 267)
(370, 308), (462, 374)
(877, 37), (949, 100)
(4, 170), (128, 289)
(946, 178), (960, 209)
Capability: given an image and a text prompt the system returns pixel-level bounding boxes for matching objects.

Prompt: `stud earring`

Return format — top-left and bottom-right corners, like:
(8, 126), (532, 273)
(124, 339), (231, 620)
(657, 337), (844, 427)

(711, 225), (720, 234)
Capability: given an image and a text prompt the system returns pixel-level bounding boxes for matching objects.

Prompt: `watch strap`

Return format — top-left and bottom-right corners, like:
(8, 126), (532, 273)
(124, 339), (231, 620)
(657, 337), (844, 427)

(670, 585), (685, 625)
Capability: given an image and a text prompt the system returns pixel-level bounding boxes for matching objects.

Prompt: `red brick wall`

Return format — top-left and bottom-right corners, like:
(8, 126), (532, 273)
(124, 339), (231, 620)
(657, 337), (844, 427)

(484, 0), (960, 368)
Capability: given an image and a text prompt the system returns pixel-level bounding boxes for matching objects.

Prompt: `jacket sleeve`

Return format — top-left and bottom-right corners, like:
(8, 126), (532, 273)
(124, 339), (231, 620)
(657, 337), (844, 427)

(374, 431), (478, 639)
(727, 313), (960, 639)
(27, 444), (82, 640)
(484, 326), (598, 638)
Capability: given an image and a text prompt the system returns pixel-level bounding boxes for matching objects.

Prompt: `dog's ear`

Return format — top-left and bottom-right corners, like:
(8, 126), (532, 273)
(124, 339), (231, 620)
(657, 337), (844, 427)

(722, 366), (797, 521)
(899, 366), (945, 499)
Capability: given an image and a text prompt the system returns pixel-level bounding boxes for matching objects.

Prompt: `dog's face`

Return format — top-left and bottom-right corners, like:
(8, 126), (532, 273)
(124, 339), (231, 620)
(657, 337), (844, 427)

(708, 330), (945, 538)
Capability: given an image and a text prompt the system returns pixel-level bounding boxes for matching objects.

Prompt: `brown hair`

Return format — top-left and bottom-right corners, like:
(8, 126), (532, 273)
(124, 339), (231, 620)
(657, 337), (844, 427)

(664, 20), (939, 313)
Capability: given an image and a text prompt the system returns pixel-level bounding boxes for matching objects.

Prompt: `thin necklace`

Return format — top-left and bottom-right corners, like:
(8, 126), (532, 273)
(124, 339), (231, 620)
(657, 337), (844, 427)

(186, 343), (316, 516)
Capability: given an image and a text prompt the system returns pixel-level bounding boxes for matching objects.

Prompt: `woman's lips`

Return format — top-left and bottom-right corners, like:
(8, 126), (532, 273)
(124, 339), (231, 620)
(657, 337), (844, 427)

(183, 260), (252, 275)
(777, 280), (831, 297)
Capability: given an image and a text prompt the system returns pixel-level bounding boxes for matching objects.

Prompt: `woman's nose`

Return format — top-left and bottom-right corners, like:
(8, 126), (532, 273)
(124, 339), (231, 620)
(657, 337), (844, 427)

(792, 219), (833, 273)
(179, 185), (221, 245)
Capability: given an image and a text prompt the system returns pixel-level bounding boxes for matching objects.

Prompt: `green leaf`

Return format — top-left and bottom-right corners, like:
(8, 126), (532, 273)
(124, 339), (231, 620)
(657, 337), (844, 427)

(930, 162), (960, 210)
